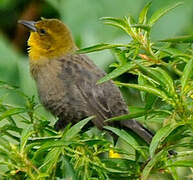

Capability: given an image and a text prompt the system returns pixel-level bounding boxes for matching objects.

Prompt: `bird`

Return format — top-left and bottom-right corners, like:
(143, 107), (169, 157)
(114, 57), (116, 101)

(18, 18), (153, 144)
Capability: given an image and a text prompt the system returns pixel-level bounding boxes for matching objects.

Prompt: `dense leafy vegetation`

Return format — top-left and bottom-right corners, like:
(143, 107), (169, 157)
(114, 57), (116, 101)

(0, 1), (192, 180)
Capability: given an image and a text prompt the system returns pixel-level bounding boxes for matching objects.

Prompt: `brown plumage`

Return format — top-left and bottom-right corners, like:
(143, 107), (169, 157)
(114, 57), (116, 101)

(18, 18), (153, 144)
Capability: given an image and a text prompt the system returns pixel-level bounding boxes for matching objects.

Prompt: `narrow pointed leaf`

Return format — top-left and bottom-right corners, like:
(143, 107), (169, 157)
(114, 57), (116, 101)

(114, 82), (172, 104)
(137, 63), (175, 94)
(141, 150), (166, 180)
(37, 173), (49, 179)
(149, 124), (181, 157)
(62, 157), (77, 180)
(137, 63), (163, 85)
(152, 67), (175, 94)
(111, 48), (128, 65)
(149, 2), (183, 26)
(0, 108), (26, 121)
(181, 59), (193, 93)
(131, 24), (150, 31)
(155, 47), (191, 60)
(160, 35), (193, 43)
(35, 140), (72, 152)
(169, 165), (179, 180)
(0, 137), (11, 150)
(33, 140), (74, 161)
(63, 116), (94, 140)
(20, 125), (34, 152)
(167, 160), (193, 167)
(105, 111), (147, 123)
(145, 93), (157, 110)
(97, 62), (136, 84)
(138, 73), (147, 101)
(40, 148), (61, 173)
(101, 17), (133, 36)
(76, 43), (128, 54)
(0, 124), (21, 133)
(139, 1), (152, 24)
(104, 126), (143, 155)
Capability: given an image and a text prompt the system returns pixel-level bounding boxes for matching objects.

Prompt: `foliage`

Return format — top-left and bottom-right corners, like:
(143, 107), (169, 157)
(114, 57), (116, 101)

(0, 82), (142, 179)
(0, 1), (193, 180)
(78, 1), (193, 179)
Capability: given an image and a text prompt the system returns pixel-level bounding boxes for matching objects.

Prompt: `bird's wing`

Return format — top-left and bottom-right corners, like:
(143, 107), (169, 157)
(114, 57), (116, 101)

(59, 54), (154, 143)
(59, 54), (127, 129)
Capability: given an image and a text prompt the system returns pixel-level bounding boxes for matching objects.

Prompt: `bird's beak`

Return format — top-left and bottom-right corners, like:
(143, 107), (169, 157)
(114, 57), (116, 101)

(18, 20), (37, 32)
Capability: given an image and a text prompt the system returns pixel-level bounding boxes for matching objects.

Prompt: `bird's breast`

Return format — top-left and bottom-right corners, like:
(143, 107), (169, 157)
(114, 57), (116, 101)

(31, 59), (89, 121)
(33, 60), (66, 114)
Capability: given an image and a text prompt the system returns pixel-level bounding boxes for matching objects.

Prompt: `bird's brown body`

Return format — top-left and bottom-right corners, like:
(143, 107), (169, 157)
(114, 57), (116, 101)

(19, 19), (153, 144)
(31, 53), (128, 129)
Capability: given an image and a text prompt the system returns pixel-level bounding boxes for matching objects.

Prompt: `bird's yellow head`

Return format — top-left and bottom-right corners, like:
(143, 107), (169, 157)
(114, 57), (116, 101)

(19, 18), (75, 62)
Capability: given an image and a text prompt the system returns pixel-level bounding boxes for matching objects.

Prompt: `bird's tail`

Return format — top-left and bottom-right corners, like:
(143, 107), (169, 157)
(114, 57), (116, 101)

(120, 119), (154, 144)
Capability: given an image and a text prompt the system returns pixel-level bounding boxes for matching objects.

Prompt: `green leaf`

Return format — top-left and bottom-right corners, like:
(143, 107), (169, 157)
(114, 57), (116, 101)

(33, 140), (74, 162)
(0, 137), (11, 150)
(102, 17), (127, 30)
(138, 72), (160, 87)
(136, 63), (162, 85)
(105, 111), (147, 123)
(141, 150), (166, 180)
(160, 35), (193, 43)
(0, 106), (17, 126)
(169, 165), (179, 180)
(156, 47), (191, 60)
(63, 116), (94, 140)
(131, 24), (150, 31)
(0, 147), (10, 158)
(137, 64), (175, 94)
(101, 16), (133, 36)
(111, 48), (128, 65)
(138, 72), (159, 106)
(149, 124), (181, 157)
(0, 108), (26, 121)
(181, 59), (193, 93)
(138, 73), (147, 101)
(0, 124), (21, 134)
(97, 62), (136, 84)
(25, 142), (42, 153)
(20, 125), (34, 152)
(161, 47), (186, 56)
(167, 160), (193, 167)
(165, 124), (188, 143)
(145, 93), (157, 110)
(103, 158), (139, 176)
(104, 126), (144, 156)
(62, 157), (77, 180)
(40, 148), (61, 173)
(114, 81), (173, 104)
(152, 67), (175, 94)
(37, 173), (49, 179)
(149, 2), (183, 26)
(76, 43), (128, 54)
(35, 140), (73, 152)
(138, 1), (152, 24)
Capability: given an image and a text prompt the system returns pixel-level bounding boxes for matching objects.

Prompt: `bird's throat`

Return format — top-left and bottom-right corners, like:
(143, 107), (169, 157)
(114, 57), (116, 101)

(28, 32), (75, 64)
(28, 45), (74, 65)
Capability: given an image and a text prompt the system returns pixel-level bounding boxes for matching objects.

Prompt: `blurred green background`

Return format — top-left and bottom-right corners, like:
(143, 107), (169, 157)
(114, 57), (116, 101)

(0, 0), (192, 106)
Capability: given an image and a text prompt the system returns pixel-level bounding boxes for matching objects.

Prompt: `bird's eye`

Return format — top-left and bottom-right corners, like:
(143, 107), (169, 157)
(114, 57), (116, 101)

(39, 29), (46, 35)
